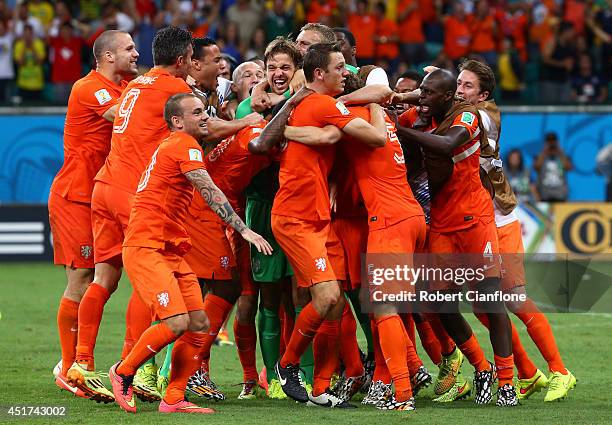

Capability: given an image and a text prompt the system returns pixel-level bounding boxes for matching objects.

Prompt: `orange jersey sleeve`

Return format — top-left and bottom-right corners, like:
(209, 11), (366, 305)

(124, 132), (204, 250)
(50, 71), (124, 203)
(95, 68), (192, 194)
(450, 111), (480, 139)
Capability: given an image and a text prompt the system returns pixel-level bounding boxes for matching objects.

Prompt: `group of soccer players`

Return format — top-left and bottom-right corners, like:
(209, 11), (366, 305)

(49, 22), (576, 415)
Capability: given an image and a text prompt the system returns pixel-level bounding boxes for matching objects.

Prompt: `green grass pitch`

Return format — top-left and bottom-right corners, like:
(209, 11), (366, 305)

(1, 262), (611, 424)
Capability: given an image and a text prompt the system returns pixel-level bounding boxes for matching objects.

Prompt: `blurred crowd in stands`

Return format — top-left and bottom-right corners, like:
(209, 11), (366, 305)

(0, 0), (610, 106)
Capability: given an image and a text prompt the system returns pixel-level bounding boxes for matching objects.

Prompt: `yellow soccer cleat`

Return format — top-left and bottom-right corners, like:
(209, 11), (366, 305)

(157, 375), (169, 398)
(433, 372), (472, 403)
(516, 369), (548, 400)
(434, 348), (464, 395)
(134, 363), (162, 402)
(267, 379), (287, 400)
(544, 370), (576, 402)
(66, 362), (115, 403)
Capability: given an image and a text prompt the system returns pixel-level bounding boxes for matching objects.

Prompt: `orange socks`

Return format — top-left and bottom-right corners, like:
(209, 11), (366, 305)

(515, 299), (566, 374)
(415, 320), (442, 365)
(121, 292), (153, 360)
(340, 303), (364, 377)
(371, 318), (392, 384)
(376, 315), (413, 401)
(475, 313), (536, 379)
(312, 320), (341, 396)
(164, 331), (207, 404)
(117, 321), (176, 376)
(233, 317), (258, 382)
(280, 303), (323, 367)
(57, 297), (79, 375)
(458, 333), (490, 373)
(427, 314), (457, 357)
(495, 354), (515, 387)
(75, 283), (110, 369)
(200, 294), (234, 372)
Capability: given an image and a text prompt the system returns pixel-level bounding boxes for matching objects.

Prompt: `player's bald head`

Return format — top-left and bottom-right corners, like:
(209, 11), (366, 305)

(424, 69), (457, 94)
(93, 30), (127, 63)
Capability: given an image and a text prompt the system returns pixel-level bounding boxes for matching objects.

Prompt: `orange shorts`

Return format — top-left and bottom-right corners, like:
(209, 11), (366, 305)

(183, 209), (236, 280)
(368, 215), (427, 254)
(226, 226), (258, 296)
(332, 217), (368, 291)
(497, 219), (526, 290)
(48, 191), (94, 268)
(123, 246), (205, 319)
(271, 215), (346, 288)
(428, 217), (501, 291)
(91, 182), (133, 264)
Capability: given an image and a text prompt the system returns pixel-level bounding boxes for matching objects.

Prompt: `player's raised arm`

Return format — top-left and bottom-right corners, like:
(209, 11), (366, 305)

(248, 87), (314, 154)
(341, 103), (387, 147)
(283, 125), (342, 146)
(184, 168), (273, 255)
(396, 124), (470, 155)
(337, 84), (393, 105)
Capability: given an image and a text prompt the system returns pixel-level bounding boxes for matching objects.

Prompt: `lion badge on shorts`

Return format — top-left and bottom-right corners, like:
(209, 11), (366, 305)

(314, 257), (327, 272)
(220, 256), (230, 270)
(157, 291), (170, 307)
(80, 245), (92, 260)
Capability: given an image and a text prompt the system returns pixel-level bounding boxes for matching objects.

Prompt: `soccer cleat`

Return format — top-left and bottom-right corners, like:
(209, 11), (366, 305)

(410, 365), (433, 397)
(215, 329), (234, 346)
(306, 388), (356, 408)
(434, 348), (464, 395)
(53, 361), (88, 399)
(237, 380), (258, 400)
(66, 362), (115, 403)
(159, 399), (215, 414)
(376, 395), (416, 411)
(474, 363), (496, 404)
(516, 369), (549, 400)
(544, 370), (576, 402)
(186, 369), (225, 400)
(109, 362), (136, 413)
(331, 373), (366, 402)
(275, 361), (308, 403)
(134, 363), (162, 402)
(267, 379), (287, 399)
(496, 384), (519, 407)
(361, 380), (392, 406)
(157, 375), (169, 398)
(432, 373), (472, 403)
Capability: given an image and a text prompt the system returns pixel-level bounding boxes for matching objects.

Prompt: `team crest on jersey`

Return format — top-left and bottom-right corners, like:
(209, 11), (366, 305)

(220, 256), (230, 270)
(80, 245), (92, 260)
(460, 112), (475, 126)
(94, 89), (112, 105)
(157, 291), (170, 307)
(335, 101), (350, 116)
(189, 148), (203, 162)
(314, 257), (327, 272)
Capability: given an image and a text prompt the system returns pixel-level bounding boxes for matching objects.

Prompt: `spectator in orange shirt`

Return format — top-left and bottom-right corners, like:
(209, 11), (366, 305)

(499, 2), (529, 62)
(373, 2), (400, 71)
(469, 0), (499, 69)
(443, 3), (471, 64)
(306, 0), (337, 26)
(398, 0), (426, 65)
(347, 0), (377, 66)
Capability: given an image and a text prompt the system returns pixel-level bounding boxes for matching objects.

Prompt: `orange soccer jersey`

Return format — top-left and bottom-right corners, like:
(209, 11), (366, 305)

(430, 111), (493, 233)
(51, 70), (124, 203)
(123, 131), (205, 251)
(272, 93), (356, 221)
(95, 68), (192, 194)
(184, 123), (270, 281)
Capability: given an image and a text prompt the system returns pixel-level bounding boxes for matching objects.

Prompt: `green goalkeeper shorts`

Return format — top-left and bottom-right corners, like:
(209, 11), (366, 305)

(246, 197), (294, 283)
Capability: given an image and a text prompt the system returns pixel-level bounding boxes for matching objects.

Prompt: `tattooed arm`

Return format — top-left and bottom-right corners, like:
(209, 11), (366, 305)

(184, 168), (273, 254)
